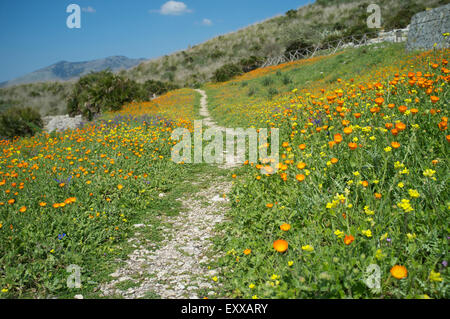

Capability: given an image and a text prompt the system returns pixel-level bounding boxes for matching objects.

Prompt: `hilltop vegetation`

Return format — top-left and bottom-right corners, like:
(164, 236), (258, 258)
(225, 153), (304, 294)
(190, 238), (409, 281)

(0, 0), (446, 116)
(126, 0), (445, 86)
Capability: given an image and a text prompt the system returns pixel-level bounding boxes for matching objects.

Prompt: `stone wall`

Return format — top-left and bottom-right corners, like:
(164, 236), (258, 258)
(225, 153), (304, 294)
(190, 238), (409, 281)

(406, 4), (450, 51)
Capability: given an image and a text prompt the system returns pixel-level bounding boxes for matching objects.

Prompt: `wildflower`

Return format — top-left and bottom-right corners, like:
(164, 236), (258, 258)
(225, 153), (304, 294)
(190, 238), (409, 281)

(384, 146), (392, 152)
(273, 239), (288, 253)
(423, 169), (436, 178)
(362, 229), (372, 238)
(280, 223), (291, 231)
(380, 233), (388, 241)
(390, 265), (408, 279)
(429, 270), (442, 282)
(212, 276), (218, 282)
(348, 142), (357, 150)
(398, 199), (414, 212)
(249, 284), (255, 289)
(391, 141), (400, 149)
(295, 174), (305, 182)
(406, 233), (416, 240)
(39, 202), (47, 207)
(19, 206), (26, 213)
(344, 235), (354, 245)
(301, 245), (314, 252)
(288, 261), (294, 267)
(375, 249), (386, 260)
(408, 189), (420, 198)
(334, 230), (344, 238)
(1, 288), (8, 293)
(398, 182), (404, 188)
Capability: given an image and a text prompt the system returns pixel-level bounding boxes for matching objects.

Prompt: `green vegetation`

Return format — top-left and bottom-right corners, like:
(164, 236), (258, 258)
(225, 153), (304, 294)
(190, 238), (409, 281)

(0, 106), (43, 139)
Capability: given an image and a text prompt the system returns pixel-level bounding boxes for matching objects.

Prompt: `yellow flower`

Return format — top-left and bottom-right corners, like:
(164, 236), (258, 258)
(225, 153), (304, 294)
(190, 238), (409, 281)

(1, 288), (8, 293)
(288, 261), (294, 267)
(252, 295), (259, 299)
(384, 146), (392, 152)
(362, 229), (372, 238)
(249, 284), (255, 289)
(406, 233), (417, 240)
(429, 270), (442, 282)
(423, 169), (436, 178)
(212, 276), (218, 282)
(375, 249), (386, 260)
(398, 199), (414, 213)
(301, 245), (314, 252)
(334, 230), (345, 238)
(408, 189), (420, 198)
(50, 249), (55, 253)
(380, 233), (388, 241)
(398, 182), (404, 188)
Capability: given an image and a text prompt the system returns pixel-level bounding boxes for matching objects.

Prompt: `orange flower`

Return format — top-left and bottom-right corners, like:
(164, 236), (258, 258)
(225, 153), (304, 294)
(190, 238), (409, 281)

(266, 203), (274, 208)
(298, 144), (306, 150)
(410, 108), (419, 115)
(343, 127), (353, 135)
(390, 265), (408, 279)
(39, 202), (47, 207)
(273, 239), (288, 253)
(348, 142), (357, 150)
(438, 121), (447, 131)
(361, 180), (369, 187)
(353, 113), (361, 119)
(53, 203), (60, 208)
(430, 96), (439, 104)
(344, 235), (354, 245)
(295, 174), (305, 182)
(8, 199), (15, 205)
(374, 97), (384, 106)
(374, 193), (382, 199)
(388, 103), (395, 109)
(280, 223), (291, 231)
(395, 122), (406, 131)
(385, 123), (393, 129)
(117, 184), (124, 190)
(447, 135), (450, 143)
(334, 133), (343, 144)
(391, 141), (401, 149)
(398, 105), (407, 113)
(19, 206), (27, 213)
(391, 128), (399, 136)
(331, 158), (338, 164)
(297, 162), (306, 169)
(243, 249), (251, 255)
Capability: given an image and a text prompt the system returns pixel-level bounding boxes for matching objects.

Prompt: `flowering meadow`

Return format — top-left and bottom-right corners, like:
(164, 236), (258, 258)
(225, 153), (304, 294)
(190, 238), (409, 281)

(208, 46), (449, 298)
(0, 43), (448, 299)
(0, 89), (197, 297)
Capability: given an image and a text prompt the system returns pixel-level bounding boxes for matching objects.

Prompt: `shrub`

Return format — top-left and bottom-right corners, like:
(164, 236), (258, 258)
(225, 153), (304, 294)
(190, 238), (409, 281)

(0, 106), (43, 139)
(142, 80), (179, 97)
(67, 70), (143, 120)
(239, 56), (264, 73)
(213, 63), (243, 82)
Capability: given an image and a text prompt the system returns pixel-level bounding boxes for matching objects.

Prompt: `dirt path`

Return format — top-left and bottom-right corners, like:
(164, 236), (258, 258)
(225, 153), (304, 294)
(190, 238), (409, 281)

(99, 89), (238, 299)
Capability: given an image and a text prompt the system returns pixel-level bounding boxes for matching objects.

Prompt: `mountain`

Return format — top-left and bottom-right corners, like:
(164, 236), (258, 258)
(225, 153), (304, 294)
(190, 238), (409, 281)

(1, 56), (147, 87)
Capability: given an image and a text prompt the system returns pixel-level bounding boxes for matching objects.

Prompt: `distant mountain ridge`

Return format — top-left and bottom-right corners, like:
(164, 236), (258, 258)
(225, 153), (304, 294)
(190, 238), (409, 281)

(1, 56), (146, 88)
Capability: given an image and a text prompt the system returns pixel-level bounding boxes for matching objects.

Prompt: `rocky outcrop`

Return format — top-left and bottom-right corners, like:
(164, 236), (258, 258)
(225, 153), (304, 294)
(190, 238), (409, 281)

(43, 115), (83, 132)
(406, 4), (450, 51)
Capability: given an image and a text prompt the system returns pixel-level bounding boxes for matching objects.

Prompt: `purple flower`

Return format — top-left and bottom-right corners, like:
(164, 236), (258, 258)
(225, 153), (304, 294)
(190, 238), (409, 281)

(386, 238), (392, 243)
(442, 261), (448, 267)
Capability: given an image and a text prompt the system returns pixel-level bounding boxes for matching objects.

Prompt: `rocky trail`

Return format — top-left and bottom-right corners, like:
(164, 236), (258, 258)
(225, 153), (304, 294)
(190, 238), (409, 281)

(99, 89), (238, 299)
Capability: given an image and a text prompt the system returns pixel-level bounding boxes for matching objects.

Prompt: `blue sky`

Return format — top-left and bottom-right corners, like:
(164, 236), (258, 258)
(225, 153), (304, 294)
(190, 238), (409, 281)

(0, 0), (312, 82)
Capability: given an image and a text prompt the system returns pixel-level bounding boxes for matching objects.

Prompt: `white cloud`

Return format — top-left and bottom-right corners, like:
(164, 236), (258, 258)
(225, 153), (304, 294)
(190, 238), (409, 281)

(82, 6), (96, 13)
(153, 1), (192, 16)
(202, 18), (213, 26)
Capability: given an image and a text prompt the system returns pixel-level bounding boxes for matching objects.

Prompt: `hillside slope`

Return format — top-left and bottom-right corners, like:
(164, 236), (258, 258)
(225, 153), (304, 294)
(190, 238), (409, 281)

(125, 0), (445, 86)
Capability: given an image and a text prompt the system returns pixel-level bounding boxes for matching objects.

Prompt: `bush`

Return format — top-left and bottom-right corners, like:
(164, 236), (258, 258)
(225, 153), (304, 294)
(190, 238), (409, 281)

(239, 56), (264, 73)
(213, 63), (243, 82)
(0, 106), (43, 139)
(67, 70), (144, 120)
(142, 80), (178, 97)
